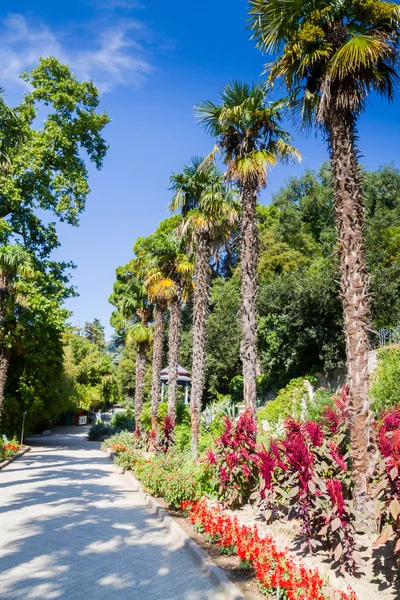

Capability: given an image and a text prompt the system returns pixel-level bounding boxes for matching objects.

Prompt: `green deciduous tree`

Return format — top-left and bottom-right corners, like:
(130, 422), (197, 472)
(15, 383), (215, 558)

(0, 58), (109, 429)
(1, 58), (109, 260)
(0, 245), (34, 415)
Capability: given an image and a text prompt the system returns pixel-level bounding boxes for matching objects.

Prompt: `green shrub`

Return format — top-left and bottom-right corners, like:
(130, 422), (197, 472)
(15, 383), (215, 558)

(111, 411), (134, 432)
(305, 388), (335, 423)
(101, 430), (134, 450)
(257, 376), (316, 428)
(371, 347), (400, 415)
(88, 422), (112, 441)
(198, 430), (216, 455)
(157, 402), (168, 424)
(175, 423), (191, 451)
(133, 452), (205, 507)
(114, 449), (144, 471)
(140, 402), (152, 430)
(139, 401), (190, 431)
(176, 402), (190, 425)
(230, 375), (244, 404)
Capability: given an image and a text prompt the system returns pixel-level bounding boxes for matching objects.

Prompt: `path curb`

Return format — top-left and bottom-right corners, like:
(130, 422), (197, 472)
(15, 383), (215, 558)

(105, 449), (244, 600)
(0, 446), (31, 471)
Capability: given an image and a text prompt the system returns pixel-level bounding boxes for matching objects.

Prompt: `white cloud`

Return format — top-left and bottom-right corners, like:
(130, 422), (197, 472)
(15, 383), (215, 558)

(0, 12), (153, 93)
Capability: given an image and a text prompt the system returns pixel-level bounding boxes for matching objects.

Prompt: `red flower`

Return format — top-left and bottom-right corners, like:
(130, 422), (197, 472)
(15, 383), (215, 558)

(304, 421), (325, 447)
(328, 440), (348, 472)
(326, 479), (345, 516)
(203, 448), (217, 467)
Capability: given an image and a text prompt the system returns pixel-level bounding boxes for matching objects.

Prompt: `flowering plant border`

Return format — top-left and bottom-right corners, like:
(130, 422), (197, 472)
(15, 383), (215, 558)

(181, 499), (357, 600)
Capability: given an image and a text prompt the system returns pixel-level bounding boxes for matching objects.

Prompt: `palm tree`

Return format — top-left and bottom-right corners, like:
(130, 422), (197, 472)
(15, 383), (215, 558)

(170, 158), (239, 455)
(249, 0), (400, 508)
(109, 266), (152, 428)
(134, 235), (176, 434)
(0, 245), (33, 415)
(196, 82), (300, 419)
(145, 232), (194, 420)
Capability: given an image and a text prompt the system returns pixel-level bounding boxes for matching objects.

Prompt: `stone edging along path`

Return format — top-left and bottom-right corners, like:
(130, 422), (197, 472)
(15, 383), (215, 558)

(0, 446), (31, 471)
(104, 448), (244, 600)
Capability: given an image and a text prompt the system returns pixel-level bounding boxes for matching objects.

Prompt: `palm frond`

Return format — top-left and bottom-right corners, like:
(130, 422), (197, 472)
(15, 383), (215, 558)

(329, 34), (391, 80)
(126, 322), (151, 345)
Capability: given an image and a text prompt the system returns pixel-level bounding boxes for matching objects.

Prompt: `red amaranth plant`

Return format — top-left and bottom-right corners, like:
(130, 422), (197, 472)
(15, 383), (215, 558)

(280, 421), (318, 555)
(261, 415), (357, 570)
(373, 407), (400, 552)
(158, 415), (175, 453)
(319, 478), (362, 575)
(204, 409), (257, 508)
(322, 386), (349, 434)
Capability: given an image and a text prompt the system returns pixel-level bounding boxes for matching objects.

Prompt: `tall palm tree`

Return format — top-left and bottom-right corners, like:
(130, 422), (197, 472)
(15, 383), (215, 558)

(196, 82), (300, 419)
(0, 245), (33, 415)
(134, 235), (176, 434)
(110, 266), (152, 428)
(145, 232), (194, 420)
(249, 0), (400, 508)
(170, 158), (239, 455)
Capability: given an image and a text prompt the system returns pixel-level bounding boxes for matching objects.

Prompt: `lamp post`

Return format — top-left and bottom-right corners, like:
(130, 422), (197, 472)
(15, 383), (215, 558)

(21, 411), (27, 445)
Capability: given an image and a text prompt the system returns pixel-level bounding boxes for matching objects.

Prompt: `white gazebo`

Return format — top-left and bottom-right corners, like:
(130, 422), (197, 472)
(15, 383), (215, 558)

(160, 365), (191, 405)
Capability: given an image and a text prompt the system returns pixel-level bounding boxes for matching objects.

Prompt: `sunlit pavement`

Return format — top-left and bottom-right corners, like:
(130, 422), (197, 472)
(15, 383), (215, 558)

(0, 427), (225, 599)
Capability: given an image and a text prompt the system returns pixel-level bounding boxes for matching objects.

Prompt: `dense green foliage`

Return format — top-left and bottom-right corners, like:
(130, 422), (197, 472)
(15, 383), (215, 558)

(64, 325), (119, 410)
(371, 347), (400, 415)
(108, 442), (210, 507)
(0, 58), (109, 436)
(172, 164), (400, 405)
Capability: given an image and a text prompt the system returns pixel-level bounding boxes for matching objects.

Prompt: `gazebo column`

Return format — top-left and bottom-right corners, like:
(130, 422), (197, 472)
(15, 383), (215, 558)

(184, 383), (189, 406)
(161, 382), (165, 402)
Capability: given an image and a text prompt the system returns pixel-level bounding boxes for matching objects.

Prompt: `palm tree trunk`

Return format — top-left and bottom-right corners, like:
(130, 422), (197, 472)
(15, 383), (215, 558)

(191, 233), (211, 456)
(329, 110), (372, 510)
(134, 342), (147, 429)
(167, 296), (181, 420)
(240, 184), (259, 420)
(0, 348), (9, 418)
(151, 306), (165, 433)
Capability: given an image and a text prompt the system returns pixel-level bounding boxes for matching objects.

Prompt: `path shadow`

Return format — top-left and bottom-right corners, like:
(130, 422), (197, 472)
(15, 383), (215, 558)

(0, 432), (221, 600)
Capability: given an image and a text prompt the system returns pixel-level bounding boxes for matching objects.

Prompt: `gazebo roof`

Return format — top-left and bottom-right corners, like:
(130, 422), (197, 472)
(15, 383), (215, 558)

(160, 365), (191, 383)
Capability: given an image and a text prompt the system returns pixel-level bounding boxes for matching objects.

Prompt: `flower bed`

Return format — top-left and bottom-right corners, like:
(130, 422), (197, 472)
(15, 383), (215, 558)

(181, 499), (356, 600)
(0, 439), (22, 461)
(103, 402), (400, 598)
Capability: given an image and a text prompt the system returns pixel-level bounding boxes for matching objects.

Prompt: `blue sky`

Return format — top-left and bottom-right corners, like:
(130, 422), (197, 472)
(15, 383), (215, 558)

(1, 0), (399, 338)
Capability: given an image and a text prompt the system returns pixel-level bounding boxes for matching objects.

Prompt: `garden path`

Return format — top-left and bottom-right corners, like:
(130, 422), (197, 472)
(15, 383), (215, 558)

(0, 427), (227, 600)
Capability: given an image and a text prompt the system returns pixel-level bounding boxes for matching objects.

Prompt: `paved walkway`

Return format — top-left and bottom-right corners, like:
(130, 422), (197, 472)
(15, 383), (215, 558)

(0, 427), (227, 600)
